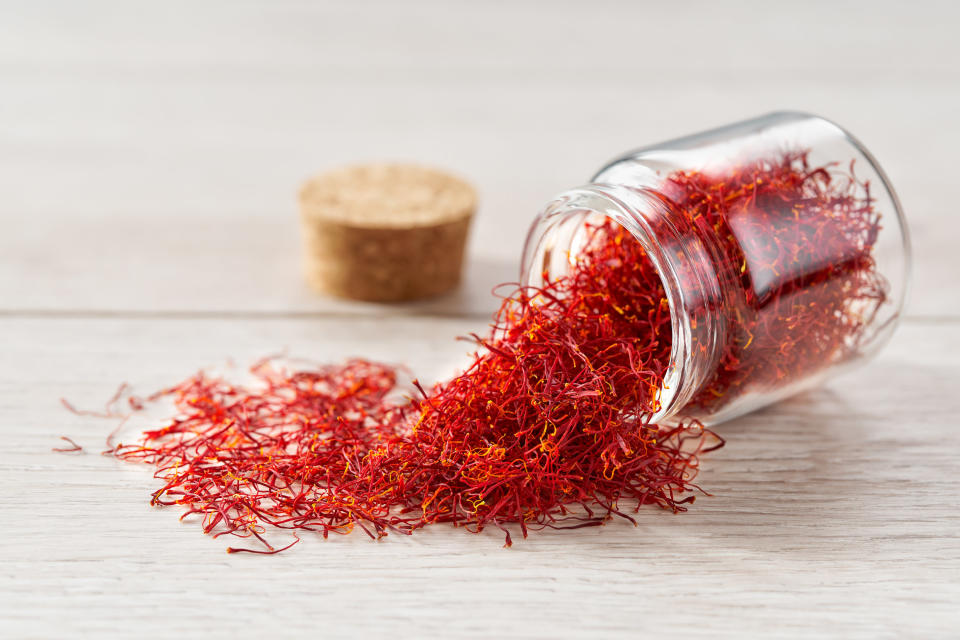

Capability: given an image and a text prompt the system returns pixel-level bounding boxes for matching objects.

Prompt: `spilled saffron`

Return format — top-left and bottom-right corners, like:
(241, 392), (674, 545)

(66, 150), (885, 552)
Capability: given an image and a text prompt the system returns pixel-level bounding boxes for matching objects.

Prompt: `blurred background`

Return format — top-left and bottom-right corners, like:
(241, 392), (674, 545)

(0, 0), (955, 318)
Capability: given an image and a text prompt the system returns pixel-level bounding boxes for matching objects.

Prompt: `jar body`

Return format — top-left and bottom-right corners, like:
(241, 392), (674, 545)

(522, 112), (911, 425)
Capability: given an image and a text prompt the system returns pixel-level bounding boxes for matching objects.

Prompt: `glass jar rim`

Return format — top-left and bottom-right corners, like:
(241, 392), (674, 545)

(520, 184), (720, 423)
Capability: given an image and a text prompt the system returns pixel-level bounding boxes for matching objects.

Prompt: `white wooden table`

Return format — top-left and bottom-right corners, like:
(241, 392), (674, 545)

(2, 2), (958, 637)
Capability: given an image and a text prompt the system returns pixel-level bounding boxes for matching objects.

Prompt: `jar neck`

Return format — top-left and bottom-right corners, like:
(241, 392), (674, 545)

(520, 183), (725, 424)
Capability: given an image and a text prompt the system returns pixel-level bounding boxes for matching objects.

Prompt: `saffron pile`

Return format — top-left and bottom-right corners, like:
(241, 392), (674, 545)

(85, 150), (884, 553)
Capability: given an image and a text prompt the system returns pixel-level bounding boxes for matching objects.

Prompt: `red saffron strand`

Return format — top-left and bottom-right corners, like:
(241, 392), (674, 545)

(66, 149), (884, 553)
(105, 219), (705, 547)
(227, 535), (301, 555)
(660, 151), (887, 415)
(60, 382), (130, 419)
(52, 436), (84, 453)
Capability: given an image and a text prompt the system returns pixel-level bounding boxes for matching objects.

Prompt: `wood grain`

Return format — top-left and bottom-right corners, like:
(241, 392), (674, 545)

(1, 1), (958, 318)
(1, 1), (958, 637)
(1, 317), (958, 638)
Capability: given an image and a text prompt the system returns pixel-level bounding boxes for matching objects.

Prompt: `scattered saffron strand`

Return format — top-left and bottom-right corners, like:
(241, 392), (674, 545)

(227, 536), (300, 555)
(108, 216), (700, 548)
(69, 149), (885, 553)
(60, 382), (130, 418)
(101, 416), (131, 455)
(52, 436), (83, 453)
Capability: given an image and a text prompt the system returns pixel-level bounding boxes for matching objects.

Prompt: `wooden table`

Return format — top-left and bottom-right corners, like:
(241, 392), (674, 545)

(2, 2), (957, 637)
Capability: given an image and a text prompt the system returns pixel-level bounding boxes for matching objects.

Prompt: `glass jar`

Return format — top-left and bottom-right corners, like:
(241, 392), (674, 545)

(521, 112), (911, 425)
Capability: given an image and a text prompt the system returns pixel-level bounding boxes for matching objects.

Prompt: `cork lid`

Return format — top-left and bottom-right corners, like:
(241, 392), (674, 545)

(298, 163), (476, 302)
(299, 164), (476, 229)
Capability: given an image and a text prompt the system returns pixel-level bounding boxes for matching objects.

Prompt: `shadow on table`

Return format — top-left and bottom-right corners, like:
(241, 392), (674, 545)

(406, 255), (520, 318)
(498, 358), (953, 561)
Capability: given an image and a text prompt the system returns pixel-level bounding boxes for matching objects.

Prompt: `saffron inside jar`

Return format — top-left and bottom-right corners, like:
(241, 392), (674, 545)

(97, 146), (890, 553)
(657, 150), (888, 417)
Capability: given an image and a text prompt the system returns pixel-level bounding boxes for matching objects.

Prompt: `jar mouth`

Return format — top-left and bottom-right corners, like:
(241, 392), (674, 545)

(520, 185), (713, 424)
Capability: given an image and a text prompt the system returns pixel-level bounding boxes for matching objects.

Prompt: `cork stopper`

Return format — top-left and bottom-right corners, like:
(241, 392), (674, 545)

(298, 164), (476, 302)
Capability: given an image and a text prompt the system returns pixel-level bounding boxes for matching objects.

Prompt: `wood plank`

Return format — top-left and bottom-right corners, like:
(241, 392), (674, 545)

(0, 1), (957, 318)
(0, 80), (953, 318)
(1, 315), (957, 637)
